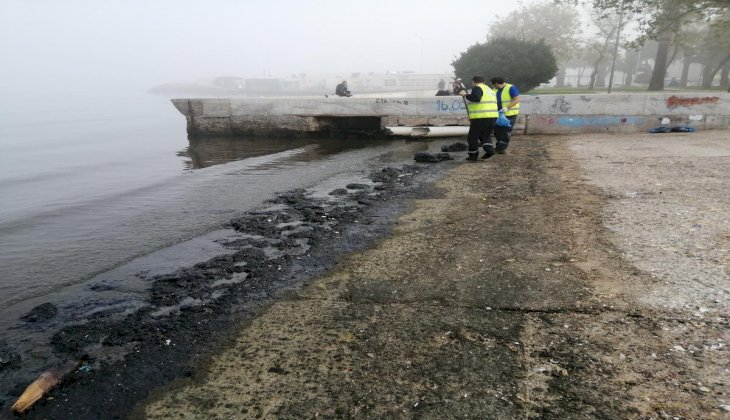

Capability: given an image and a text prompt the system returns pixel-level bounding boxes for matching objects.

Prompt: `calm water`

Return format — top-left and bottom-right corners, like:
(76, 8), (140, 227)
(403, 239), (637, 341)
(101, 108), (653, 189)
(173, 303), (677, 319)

(0, 91), (432, 319)
(0, 89), (455, 404)
(0, 88), (460, 406)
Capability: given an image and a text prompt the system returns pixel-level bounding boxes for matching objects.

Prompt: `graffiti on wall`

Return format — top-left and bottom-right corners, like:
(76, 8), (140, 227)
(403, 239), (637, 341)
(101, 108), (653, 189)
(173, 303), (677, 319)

(556, 116), (643, 127)
(375, 99), (409, 105)
(435, 99), (467, 112)
(551, 97), (572, 113)
(666, 96), (719, 109)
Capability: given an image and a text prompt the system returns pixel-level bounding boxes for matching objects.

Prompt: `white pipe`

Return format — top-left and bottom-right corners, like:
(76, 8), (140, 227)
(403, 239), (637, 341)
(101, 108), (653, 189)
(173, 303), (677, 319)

(385, 126), (468, 137)
(384, 126), (415, 136)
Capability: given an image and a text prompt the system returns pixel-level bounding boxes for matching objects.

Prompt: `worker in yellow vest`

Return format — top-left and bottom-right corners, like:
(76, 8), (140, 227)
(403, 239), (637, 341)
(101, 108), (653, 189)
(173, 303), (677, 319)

(458, 76), (499, 161)
(490, 77), (520, 154)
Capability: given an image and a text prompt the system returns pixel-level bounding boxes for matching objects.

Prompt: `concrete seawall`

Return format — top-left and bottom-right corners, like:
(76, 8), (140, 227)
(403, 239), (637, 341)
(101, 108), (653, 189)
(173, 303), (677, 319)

(171, 93), (730, 137)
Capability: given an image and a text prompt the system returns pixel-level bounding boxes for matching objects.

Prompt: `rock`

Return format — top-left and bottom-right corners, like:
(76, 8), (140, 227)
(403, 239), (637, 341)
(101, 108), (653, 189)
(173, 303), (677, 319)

(267, 366), (288, 375)
(21, 302), (59, 322)
(414, 152), (440, 163)
(328, 188), (348, 196)
(30, 350), (50, 360)
(414, 152), (453, 163)
(345, 183), (370, 190)
(0, 344), (21, 371)
(370, 167), (402, 183)
(441, 142), (468, 152)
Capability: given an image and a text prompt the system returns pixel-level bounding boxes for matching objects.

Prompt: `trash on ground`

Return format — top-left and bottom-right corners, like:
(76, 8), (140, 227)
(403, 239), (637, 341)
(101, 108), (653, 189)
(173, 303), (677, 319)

(11, 360), (80, 414)
(649, 126), (695, 133)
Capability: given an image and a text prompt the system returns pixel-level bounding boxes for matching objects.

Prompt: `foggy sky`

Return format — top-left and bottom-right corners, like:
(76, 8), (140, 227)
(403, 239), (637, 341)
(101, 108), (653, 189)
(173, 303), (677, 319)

(0, 0), (521, 95)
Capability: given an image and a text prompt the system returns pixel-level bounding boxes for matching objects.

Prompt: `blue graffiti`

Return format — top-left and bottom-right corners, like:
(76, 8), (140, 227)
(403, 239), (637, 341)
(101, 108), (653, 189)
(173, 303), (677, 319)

(436, 99), (467, 112)
(556, 116), (644, 127)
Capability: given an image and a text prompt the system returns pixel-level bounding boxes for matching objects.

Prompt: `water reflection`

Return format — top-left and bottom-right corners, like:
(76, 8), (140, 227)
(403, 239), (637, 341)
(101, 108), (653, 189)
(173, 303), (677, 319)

(178, 136), (390, 170)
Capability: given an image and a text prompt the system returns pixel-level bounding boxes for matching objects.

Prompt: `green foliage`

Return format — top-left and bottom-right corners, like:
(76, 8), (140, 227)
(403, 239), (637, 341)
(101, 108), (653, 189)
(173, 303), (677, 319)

(452, 38), (559, 93)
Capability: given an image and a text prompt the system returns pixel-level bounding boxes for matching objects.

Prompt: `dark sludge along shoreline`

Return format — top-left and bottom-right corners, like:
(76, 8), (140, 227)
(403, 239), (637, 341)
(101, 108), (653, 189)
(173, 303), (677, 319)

(2, 162), (447, 419)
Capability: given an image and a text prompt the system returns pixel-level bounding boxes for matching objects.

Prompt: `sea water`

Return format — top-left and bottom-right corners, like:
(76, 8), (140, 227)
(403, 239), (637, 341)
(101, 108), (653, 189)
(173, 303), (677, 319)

(0, 90), (424, 321)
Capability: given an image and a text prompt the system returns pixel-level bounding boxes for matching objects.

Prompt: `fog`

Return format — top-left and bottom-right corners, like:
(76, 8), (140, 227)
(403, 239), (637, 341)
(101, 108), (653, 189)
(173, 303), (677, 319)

(0, 0), (521, 96)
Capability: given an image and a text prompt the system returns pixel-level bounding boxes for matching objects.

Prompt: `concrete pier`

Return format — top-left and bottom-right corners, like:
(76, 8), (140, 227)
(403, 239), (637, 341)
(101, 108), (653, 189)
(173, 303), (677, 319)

(171, 93), (730, 137)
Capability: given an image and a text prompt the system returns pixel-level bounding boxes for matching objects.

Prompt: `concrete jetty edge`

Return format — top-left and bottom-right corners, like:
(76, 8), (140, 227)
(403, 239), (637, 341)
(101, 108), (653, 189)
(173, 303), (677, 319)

(172, 92), (730, 137)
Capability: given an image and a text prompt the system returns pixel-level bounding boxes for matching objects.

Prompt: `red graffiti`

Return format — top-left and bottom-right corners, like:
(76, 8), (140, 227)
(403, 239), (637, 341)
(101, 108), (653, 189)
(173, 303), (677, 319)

(666, 95), (719, 108)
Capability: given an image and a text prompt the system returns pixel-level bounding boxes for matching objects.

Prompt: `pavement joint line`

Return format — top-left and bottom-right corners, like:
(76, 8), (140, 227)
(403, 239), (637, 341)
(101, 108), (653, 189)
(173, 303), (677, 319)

(287, 296), (729, 325)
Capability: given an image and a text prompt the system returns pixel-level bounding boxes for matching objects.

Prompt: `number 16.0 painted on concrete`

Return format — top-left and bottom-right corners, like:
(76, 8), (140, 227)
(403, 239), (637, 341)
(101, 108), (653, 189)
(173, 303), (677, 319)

(436, 99), (467, 113)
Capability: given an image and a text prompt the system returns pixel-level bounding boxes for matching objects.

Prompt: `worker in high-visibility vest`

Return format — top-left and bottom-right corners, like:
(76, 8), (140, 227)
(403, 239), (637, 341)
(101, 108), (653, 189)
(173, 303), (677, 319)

(490, 77), (520, 154)
(458, 76), (499, 161)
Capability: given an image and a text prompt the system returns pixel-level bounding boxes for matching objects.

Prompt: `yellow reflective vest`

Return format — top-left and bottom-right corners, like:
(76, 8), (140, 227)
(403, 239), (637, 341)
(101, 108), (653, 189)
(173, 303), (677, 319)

(499, 83), (520, 116)
(467, 83), (499, 119)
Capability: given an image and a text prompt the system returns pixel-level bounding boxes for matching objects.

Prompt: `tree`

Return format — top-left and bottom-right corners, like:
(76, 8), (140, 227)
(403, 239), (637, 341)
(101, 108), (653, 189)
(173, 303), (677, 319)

(452, 38), (558, 92)
(618, 47), (642, 87)
(667, 15), (730, 88)
(670, 22), (706, 87)
(630, 42), (659, 84)
(584, 9), (623, 89)
(564, 46), (593, 87)
(696, 14), (730, 88)
(560, 0), (729, 90)
(648, 31), (672, 91)
(488, 1), (581, 87)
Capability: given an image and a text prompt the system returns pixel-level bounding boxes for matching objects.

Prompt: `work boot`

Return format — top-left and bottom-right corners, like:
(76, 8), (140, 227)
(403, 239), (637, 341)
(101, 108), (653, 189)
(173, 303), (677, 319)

(481, 150), (495, 159)
(496, 141), (508, 154)
(465, 154), (478, 161)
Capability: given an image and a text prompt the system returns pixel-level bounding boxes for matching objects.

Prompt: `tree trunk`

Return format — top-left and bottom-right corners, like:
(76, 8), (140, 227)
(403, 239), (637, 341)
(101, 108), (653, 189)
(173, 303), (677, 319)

(648, 37), (671, 91)
(577, 67), (586, 87)
(589, 56), (606, 90)
(702, 54), (730, 88)
(556, 66), (567, 87)
(590, 41), (610, 90)
(595, 66), (607, 88)
(623, 62), (634, 87)
(721, 64), (729, 88)
(622, 49), (639, 87)
(589, 69), (597, 90)
(666, 44), (679, 70)
(679, 58), (691, 88)
(701, 65), (714, 88)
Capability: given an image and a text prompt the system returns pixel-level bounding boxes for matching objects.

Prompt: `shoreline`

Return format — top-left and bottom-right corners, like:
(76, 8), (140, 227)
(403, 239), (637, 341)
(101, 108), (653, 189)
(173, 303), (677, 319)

(141, 131), (728, 419)
(4, 131), (729, 418)
(1, 154), (452, 418)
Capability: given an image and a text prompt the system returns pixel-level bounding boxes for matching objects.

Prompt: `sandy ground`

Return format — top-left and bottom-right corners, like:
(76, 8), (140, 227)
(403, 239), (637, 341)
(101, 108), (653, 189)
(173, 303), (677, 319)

(139, 131), (729, 419)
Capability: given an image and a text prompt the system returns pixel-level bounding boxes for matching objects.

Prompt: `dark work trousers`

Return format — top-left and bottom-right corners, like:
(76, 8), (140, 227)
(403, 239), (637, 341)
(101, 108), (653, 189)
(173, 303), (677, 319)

(493, 115), (518, 152)
(467, 118), (496, 155)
